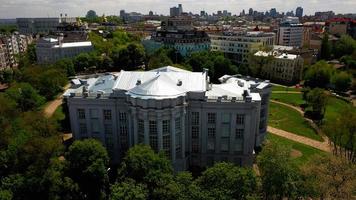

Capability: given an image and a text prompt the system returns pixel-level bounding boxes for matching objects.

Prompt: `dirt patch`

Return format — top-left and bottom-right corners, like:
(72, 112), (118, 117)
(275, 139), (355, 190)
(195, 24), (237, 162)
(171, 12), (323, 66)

(290, 149), (302, 158)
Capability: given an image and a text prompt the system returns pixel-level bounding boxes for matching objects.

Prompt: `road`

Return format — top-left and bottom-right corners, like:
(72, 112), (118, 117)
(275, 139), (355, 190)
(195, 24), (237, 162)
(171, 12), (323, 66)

(43, 84), (70, 118)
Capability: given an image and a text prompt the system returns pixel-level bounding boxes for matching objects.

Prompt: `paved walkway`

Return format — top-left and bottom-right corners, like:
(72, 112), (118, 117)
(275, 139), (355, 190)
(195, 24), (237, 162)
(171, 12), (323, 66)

(269, 100), (332, 152)
(268, 126), (332, 152)
(43, 84), (70, 118)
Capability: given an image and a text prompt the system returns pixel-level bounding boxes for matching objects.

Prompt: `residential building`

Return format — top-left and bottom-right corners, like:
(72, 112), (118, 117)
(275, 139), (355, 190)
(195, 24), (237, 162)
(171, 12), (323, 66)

(209, 31), (275, 65)
(0, 41), (7, 70)
(64, 66), (271, 171)
(36, 36), (93, 64)
(326, 18), (356, 38)
(142, 16), (210, 56)
(278, 17), (303, 47)
(252, 49), (304, 84)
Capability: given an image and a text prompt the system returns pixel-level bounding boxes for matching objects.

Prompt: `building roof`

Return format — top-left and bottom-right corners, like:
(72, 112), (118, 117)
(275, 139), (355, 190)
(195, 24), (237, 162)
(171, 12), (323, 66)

(254, 50), (299, 60)
(58, 41), (92, 48)
(65, 66), (270, 102)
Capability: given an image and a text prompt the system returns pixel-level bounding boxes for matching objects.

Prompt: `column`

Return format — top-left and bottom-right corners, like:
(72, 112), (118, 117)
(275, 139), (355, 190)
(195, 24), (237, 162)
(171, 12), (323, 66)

(131, 110), (137, 145)
(144, 113), (149, 145)
(230, 113), (236, 155)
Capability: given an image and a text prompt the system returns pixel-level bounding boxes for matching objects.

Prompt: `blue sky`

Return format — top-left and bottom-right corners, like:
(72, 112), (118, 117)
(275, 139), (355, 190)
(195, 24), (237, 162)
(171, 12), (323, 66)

(0, 0), (355, 18)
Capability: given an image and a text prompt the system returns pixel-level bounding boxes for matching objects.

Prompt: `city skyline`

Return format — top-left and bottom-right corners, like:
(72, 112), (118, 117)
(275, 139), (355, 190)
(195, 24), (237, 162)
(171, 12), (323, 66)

(0, 0), (355, 18)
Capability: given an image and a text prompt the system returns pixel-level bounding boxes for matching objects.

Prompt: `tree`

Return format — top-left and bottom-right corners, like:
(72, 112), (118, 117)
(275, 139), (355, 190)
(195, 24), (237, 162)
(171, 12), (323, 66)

(333, 35), (356, 58)
(301, 155), (356, 199)
(320, 33), (331, 60)
(147, 49), (173, 70)
(257, 140), (302, 199)
(303, 88), (328, 123)
(42, 158), (80, 200)
(55, 59), (75, 77)
(324, 108), (356, 162)
(175, 172), (210, 200)
(331, 71), (352, 92)
(197, 162), (258, 200)
(112, 43), (146, 70)
(117, 145), (176, 199)
(37, 68), (67, 100)
(304, 61), (334, 88)
(110, 179), (148, 200)
(66, 139), (109, 200)
(249, 52), (274, 77)
(5, 82), (45, 112)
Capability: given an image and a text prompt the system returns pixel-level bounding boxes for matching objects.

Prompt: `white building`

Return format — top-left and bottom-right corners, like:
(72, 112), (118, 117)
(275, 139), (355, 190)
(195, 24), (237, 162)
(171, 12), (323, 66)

(278, 17), (303, 47)
(36, 37), (93, 64)
(252, 50), (304, 84)
(209, 31), (275, 65)
(64, 66), (271, 171)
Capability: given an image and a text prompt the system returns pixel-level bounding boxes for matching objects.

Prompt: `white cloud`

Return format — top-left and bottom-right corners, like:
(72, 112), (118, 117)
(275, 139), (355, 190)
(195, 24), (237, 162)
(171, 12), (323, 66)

(0, 0), (355, 18)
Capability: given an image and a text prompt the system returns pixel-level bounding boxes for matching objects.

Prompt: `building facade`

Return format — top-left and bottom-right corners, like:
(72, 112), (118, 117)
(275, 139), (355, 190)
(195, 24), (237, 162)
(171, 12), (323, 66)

(36, 36), (93, 64)
(0, 33), (33, 70)
(17, 17), (77, 34)
(142, 16), (210, 56)
(64, 66), (271, 171)
(252, 50), (304, 84)
(209, 31), (275, 65)
(278, 23), (303, 47)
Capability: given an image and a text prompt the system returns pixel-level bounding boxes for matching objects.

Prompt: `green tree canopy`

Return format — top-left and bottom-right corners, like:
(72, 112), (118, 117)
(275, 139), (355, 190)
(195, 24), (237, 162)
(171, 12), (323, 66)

(197, 162), (258, 200)
(333, 35), (356, 58)
(257, 140), (302, 199)
(304, 61), (335, 88)
(331, 71), (352, 92)
(66, 139), (109, 200)
(320, 33), (331, 60)
(5, 82), (45, 112)
(110, 179), (148, 200)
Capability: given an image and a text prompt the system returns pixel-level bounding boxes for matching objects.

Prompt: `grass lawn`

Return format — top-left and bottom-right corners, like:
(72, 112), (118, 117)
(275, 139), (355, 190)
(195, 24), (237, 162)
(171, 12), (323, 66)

(324, 96), (354, 124)
(268, 102), (323, 141)
(271, 93), (305, 106)
(272, 85), (301, 92)
(266, 133), (327, 165)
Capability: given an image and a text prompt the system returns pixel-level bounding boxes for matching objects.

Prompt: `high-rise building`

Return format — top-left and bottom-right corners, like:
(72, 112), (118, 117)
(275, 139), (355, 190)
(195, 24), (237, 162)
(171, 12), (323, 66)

(296, 7), (303, 18)
(64, 66), (272, 171)
(200, 11), (206, 17)
(170, 4), (183, 17)
(270, 8), (277, 18)
(249, 8), (253, 16)
(278, 17), (303, 47)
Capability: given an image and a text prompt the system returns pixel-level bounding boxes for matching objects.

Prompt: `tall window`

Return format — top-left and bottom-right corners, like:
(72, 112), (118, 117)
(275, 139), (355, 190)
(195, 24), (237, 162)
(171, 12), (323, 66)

(221, 138), (229, 153)
(104, 124), (113, 135)
(192, 127), (199, 139)
(90, 109), (99, 119)
(162, 120), (171, 158)
(192, 112), (199, 125)
(103, 110), (112, 120)
(221, 113), (230, 138)
(138, 120), (144, 143)
(79, 123), (87, 135)
(78, 109), (85, 119)
(119, 112), (127, 122)
(236, 114), (245, 125)
(175, 117), (182, 159)
(120, 124), (129, 150)
(192, 141), (199, 153)
(149, 121), (158, 152)
(91, 120), (100, 134)
(207, 113), (216, 124)
(207, 128), (216, 138)
(235, 129), (244, 139)
(162, 120), (170, 134)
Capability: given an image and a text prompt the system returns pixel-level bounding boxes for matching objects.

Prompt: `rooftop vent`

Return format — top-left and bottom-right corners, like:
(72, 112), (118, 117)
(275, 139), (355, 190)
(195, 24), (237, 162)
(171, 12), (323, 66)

(237, 80), (244, 87)
(177, 79), (182, 86)
(136, 79), (141, 85)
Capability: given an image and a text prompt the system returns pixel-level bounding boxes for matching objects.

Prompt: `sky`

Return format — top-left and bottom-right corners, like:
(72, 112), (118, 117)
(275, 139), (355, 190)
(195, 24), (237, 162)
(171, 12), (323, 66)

(0, 0), (355, 18)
